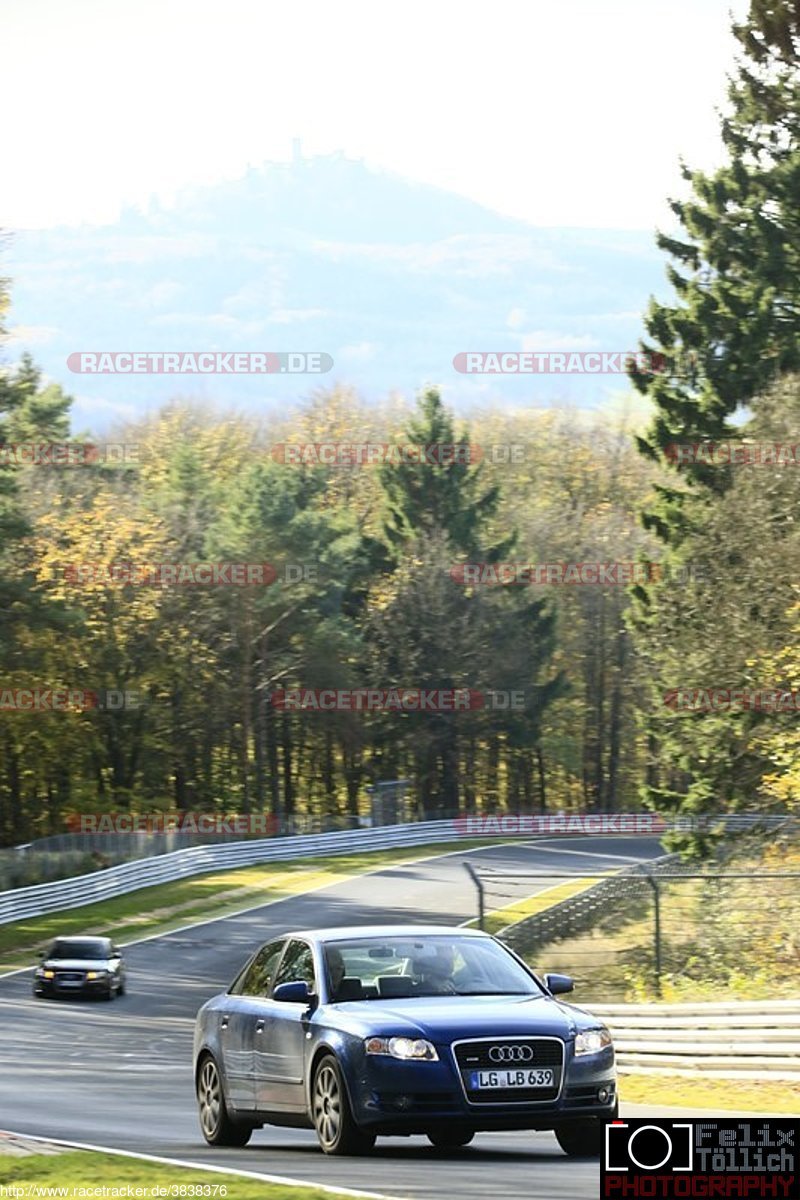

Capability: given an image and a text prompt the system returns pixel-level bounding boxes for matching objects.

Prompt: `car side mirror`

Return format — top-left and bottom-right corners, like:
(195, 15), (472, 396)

(273, 980), (313, 1004)
(544, 973), (574, 995)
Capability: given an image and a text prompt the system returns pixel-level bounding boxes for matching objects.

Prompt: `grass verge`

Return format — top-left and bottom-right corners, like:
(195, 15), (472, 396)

(0, 839), (497, 973)
(0, 1149), (345, 1200)
(619, 1073), (800, 1115)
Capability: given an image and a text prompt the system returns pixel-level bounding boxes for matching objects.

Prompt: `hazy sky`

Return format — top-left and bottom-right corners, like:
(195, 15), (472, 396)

(4, 0), (748, 230)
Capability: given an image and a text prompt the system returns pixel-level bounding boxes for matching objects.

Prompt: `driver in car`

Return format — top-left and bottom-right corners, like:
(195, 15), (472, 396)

(326, 947), (347, 999)
(414, 945), (458, 994)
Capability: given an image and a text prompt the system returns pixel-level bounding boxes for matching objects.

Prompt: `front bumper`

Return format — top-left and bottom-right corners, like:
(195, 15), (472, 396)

(352, 1043), (616, 1133)
(35, 976), (113, 998)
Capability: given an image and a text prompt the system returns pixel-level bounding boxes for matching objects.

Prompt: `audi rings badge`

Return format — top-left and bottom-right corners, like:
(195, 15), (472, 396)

(488, 1045), (534, 1063)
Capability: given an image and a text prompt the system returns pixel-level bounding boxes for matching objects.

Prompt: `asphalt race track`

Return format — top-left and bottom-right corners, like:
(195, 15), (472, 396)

(0, 837), (666, 1199)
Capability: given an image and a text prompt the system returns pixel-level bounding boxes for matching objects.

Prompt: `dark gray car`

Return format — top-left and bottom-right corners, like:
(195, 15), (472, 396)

(33, 935), (126, 1001)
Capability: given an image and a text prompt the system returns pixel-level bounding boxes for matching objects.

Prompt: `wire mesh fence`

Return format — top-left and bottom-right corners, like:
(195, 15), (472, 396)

(472, 862), (800, 1005)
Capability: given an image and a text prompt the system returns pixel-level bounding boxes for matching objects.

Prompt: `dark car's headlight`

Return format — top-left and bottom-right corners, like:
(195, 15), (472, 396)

(574, 1028), (612, 1056)
(86, 970), (109, 980)
(36, 968), (54, 978)
(365, 1036), (439, 1062)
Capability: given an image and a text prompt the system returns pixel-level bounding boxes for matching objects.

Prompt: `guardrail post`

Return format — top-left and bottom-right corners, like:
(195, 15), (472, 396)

(463, 862), (485, 930)
(643, 870), (662, 998)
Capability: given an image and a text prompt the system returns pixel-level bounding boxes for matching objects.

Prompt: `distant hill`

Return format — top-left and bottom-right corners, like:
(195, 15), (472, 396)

(5, 152), (671, 431)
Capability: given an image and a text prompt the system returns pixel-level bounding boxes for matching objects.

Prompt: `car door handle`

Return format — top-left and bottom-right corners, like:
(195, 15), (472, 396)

(255, 1019), (266, 1033)
(220, 1016), (229, 1030)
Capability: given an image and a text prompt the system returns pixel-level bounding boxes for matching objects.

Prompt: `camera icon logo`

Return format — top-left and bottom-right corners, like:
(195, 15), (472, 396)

(605, 1122), (694, 1173)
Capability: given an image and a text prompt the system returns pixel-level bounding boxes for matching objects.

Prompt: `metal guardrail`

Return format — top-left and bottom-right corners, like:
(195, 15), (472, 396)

(8, 813), (372, 857)
(593, 1001), (800, 1081)
(5, 809), (789, 858)
(0, 814), (383, 890)
(0, 819), (466, 925)
(0, 810), (792, 927)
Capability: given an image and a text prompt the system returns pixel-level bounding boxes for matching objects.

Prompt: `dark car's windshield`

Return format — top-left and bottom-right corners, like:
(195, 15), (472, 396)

(324, 935), (542, 1001)
(48, 940), (108, 960)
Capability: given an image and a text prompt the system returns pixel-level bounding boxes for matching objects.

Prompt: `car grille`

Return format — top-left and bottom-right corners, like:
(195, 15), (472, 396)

(453, 1038), (563, 1104)
(56, 972), (85, 982)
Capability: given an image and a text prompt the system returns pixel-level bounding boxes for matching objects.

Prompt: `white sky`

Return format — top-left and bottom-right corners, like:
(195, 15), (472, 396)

(2, 0), (748, 230)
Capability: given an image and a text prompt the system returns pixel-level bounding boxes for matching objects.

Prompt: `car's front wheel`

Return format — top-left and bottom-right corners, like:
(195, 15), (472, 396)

(312, 1054), (375, 1156)
(555, 1104), (616, 1158)
(197, 1055), (253, 1147)
(428, 1128), (475, 1150)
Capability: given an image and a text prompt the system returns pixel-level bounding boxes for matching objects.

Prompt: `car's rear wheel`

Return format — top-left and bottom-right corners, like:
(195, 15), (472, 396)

(312, 1054), (375, 1156)
(427, 1128), (475, 1150)
(197, 1055), (253, 1147)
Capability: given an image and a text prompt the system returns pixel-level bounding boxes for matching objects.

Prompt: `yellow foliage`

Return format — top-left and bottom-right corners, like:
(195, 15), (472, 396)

(754, 603), (800, 810)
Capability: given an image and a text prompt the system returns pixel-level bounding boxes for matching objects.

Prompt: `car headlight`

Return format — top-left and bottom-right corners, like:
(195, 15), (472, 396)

(365, 1036), (439, 1061)
(86, 970), (107, 980)
(574, 1028), (612, 1056)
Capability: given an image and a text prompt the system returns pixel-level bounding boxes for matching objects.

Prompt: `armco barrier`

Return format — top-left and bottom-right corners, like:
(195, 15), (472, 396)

(0, 820), (462, 925)
(0, 811), (791, 927)
(593, 1001), (800, 1081)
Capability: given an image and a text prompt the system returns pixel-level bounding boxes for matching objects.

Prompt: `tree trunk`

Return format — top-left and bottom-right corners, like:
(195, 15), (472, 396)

(606, 613), (627, 811)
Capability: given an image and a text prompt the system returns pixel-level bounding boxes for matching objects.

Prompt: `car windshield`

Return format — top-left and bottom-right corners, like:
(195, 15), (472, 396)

(323, 935), (542, 1001)
(48, 940), (107, 960)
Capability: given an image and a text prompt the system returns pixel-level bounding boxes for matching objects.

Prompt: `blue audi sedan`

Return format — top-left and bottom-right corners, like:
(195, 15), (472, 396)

(193, 925), (616, 1156)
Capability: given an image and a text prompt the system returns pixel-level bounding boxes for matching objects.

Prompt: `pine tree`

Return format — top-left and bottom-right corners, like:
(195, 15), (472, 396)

(371, 389), (563, 815)
(627, 1), (800, 848)
(630, 0), (800, 537)
(380, 388), (515, 561)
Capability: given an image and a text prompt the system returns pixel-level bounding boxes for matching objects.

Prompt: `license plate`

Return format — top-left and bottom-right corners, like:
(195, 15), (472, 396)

(469, 1068), (555, 1090)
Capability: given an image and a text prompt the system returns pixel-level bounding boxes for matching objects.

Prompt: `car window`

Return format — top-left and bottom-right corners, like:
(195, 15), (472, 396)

(322, 935), (541, 998)
(231, 939), (285, 997)
(49, 940), (107, 960)
(273, 939), (316, 994)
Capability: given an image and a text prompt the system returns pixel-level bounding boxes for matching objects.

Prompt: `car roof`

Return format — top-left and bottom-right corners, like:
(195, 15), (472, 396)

(287, 925), (493, 943)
